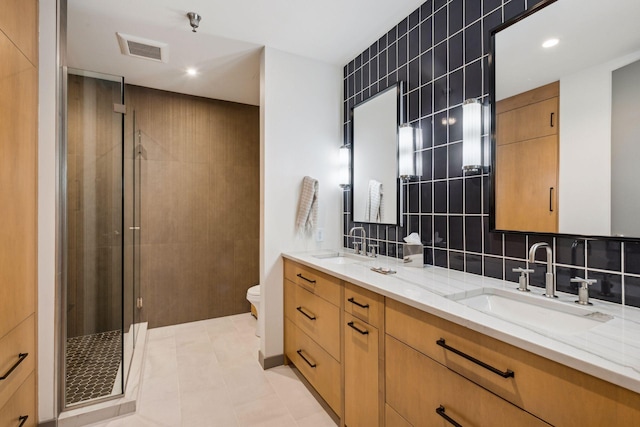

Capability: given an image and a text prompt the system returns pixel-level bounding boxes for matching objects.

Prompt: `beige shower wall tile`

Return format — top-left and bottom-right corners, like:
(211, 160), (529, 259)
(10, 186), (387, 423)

(174, 162), (209, 244)
(142, 160), (178, 245)
(233, 238), (259, 313)
(124, 85), (258, 328)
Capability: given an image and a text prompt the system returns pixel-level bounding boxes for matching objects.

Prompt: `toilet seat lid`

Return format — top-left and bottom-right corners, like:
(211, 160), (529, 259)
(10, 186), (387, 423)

(247, 285), (260, 296)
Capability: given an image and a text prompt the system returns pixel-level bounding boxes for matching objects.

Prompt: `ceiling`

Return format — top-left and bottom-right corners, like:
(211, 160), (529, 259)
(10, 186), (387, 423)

(67, 0), (425, 106)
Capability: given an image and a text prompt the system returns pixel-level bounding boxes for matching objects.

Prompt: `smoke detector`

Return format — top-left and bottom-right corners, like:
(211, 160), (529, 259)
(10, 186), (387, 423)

(116, 33), (169, 63)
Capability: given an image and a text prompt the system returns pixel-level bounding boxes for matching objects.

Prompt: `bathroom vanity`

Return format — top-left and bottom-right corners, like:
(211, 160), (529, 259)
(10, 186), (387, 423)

(282, 252), (640, 427)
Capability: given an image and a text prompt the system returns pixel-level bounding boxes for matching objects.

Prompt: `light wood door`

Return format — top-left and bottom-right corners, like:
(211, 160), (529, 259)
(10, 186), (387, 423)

(496, 135), (558, 232)
(385, 404), (412, 427)
(285, 319), (341, 416)
(0, 316), (35, 410)
(0, 1), (37, 422)
(284, 260), (342, 306)
(0, 26), (37, 341)
(496, 97), (558, 145)
(0, 372), (35, 427)
(496, 82), (559, 233)
(344, 282), (384, 328)
(344, 314), (379, 427)
(294, 284), (341, 361)
(386, 335), (551, 427)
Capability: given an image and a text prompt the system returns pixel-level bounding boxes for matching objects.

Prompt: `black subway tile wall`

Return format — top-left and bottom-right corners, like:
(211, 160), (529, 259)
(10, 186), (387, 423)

(341, 0), (640, 307)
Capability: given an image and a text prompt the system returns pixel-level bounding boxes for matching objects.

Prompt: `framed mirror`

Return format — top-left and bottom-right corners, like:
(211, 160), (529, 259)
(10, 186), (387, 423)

(490, 0), (640, 238)
(351, 83), (404, 225)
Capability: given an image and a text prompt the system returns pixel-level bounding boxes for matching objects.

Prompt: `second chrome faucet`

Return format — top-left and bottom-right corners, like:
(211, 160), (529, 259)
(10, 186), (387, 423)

(528, 242), (556, 298)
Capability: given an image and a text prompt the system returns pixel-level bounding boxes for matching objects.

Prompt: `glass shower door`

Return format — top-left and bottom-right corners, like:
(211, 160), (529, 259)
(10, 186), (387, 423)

(65, 69), (125, 406)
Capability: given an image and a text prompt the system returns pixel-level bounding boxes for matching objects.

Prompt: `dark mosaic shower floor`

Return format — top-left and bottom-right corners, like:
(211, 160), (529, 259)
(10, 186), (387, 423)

(66, 330), (122, 405)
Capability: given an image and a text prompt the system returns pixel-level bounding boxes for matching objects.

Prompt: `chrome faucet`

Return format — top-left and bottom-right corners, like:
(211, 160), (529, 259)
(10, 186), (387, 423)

(528, 242), (556, 298)
(348, 227), (367, 255)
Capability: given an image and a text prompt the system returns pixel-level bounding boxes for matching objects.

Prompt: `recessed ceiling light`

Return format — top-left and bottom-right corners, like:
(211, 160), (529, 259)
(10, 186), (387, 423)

(542, 38), (559, 48)
(187, 68), (197, 76)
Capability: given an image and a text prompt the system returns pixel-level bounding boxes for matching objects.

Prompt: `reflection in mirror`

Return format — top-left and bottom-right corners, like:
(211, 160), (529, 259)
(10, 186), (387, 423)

(351, 84), (402, 225)
(492, 0), (640, 237)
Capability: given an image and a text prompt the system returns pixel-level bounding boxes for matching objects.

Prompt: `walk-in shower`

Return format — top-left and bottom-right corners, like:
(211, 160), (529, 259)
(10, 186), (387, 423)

(62, 68), (144, 409)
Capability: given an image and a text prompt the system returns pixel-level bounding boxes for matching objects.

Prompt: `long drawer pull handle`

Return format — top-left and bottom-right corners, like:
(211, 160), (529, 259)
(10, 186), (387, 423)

(296, 273), (316, 284)
(550, 112), (555, 128)
(347, 297), (369, 309)
(296, 349), (317, 368)
(18, 415), (29, 427)
(549, 187), (554, 212)
(0, 353), (28, 380)
(436, 339), (514, 378)
(296, 306), (316, 320)
(347, 321), (369, 335)
(436, 406), (463, 427)
(347, 322), (369, 335)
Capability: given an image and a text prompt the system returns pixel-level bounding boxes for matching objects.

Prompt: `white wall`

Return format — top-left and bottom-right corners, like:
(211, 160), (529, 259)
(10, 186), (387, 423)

(260, 47), (342, 361)
(559, 49), (640, 236)
(38, 0), (58, 422)
(611, 58), (640, 237)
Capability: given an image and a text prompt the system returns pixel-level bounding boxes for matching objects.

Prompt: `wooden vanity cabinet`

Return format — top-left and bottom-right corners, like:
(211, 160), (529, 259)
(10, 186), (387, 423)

(284, 259), (640, 426)
(385, 298), (640, 426)
(283, 260), (343, 416)
(386, 335), (550, 427)
(343, 283), (385, 427)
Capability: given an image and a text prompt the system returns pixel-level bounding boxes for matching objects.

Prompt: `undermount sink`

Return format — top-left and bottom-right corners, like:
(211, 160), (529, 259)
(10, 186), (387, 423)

(447, 288), (613, 334)
(312, 252), (364, 265)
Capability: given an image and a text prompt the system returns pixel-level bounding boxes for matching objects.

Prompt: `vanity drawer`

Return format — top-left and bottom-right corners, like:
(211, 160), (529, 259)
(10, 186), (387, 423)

(284, 318), (341, 416)
(385, 404), (411, 427)
(386, 335), (550, 427)
(284, 278), (296, 321)
(284, 260), (341, 307)
(0, 372), (35, 427)
(344, 282), (383, 328)
(294, 284), (340, 361)
(0, 315), (35, 410)
(385, 298), (640, 426)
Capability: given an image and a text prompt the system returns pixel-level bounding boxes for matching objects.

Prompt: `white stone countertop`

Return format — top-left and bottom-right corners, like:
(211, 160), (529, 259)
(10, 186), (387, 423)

(282, 250), (640, 395)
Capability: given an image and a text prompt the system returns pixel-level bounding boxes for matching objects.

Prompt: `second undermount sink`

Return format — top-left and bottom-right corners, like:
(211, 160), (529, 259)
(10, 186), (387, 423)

(311, 251), (364, 265)
(446, 288), (613, 334)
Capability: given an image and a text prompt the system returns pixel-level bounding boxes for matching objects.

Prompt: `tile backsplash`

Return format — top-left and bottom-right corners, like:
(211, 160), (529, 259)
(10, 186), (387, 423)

(342, 0), (640, 308)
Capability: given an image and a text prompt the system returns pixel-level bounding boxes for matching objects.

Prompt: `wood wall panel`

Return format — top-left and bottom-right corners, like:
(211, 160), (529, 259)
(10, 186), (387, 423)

(126, 86), (259, 328)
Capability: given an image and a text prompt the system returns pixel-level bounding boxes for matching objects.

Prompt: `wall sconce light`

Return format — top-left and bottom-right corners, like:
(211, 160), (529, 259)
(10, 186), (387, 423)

(462, 98), (483, 174)
(399, 124), (416, 180)
(339, 144), (351, 188)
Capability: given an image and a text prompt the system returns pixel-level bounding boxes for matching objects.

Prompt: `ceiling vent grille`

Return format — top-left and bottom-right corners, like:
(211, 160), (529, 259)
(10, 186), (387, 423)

(116, 33), (169, 63)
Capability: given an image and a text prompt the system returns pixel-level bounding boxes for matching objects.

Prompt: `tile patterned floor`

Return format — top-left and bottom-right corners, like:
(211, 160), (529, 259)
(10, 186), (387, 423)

(88, 314), (337, 427)
(66, 330), (122, 405)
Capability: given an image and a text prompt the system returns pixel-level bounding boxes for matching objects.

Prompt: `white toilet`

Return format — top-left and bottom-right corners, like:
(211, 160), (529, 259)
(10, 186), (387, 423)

(246, 285), (262, 337)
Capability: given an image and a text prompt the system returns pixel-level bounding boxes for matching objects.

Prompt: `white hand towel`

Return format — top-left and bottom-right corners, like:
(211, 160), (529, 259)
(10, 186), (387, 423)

(295, 176), (319, 234)
(364, 180), (383, 222)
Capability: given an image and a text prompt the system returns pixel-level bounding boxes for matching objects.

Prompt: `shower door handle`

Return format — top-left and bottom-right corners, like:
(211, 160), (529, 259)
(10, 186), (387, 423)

(129, 226), (140, 230)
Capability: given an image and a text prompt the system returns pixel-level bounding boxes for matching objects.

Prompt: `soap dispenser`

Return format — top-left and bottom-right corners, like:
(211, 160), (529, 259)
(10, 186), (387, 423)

(512, 267), (534, 292)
